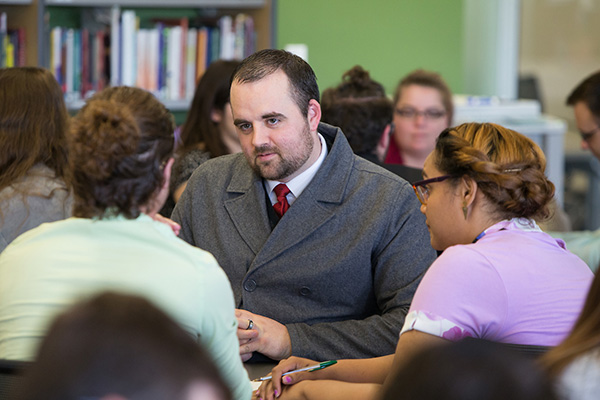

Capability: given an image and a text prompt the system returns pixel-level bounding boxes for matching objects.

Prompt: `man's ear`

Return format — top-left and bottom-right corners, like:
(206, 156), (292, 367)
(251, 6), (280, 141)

(210, 108), (223, 123)
(162, 157), (175, 191)
(307, 99), (321, 132)
(376, 124), (392, 162)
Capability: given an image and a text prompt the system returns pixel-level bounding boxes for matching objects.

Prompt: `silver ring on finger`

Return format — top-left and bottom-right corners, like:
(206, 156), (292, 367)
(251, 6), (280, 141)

(246, 319), (254, 330)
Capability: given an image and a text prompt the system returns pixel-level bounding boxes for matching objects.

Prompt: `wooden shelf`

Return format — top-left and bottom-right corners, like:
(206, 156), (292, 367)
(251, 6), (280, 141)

(1, 0), (42, 66)
(45, 0), (265, 8)
(4, 0), (273, 110)
(0, 1), (33, 5)
(66, 98), (191, 112)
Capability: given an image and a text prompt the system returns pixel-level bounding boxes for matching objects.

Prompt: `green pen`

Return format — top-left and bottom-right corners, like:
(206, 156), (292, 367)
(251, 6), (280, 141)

(252, 360), (337, 382)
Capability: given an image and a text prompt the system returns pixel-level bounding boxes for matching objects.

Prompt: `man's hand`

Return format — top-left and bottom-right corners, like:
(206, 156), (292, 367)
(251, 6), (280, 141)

(235, 309), (292, 362)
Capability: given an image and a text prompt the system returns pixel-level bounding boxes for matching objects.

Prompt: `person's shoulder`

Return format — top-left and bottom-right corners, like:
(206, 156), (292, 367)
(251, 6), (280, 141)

(352, 155), (410, 184)
(166, 236), (229, 282)
(381, 163), (423, 184)
(434, 244), (490, 271)
(1, 218), (76, 257)
(193, 153), (244, 174)
(186, 153), (247, 186)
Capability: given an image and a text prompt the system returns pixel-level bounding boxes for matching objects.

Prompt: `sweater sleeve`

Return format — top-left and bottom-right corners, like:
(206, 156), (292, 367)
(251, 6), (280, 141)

(198, 258), (252, 400)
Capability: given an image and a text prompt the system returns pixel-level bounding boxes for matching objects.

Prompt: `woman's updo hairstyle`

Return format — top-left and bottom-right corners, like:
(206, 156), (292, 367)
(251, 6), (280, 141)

(69, 86), (175, 219)
(321, 65), (393, 154)
(434, 122), (555, 221)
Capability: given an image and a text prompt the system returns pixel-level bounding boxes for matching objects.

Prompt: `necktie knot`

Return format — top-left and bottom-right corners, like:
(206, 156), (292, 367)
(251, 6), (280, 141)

(273, 184), (291, 218)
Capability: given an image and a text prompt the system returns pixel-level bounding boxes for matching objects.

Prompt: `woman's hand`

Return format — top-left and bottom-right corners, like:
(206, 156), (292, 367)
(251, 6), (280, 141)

(149, 213), (181, 236)
(256, 357), (319, 400)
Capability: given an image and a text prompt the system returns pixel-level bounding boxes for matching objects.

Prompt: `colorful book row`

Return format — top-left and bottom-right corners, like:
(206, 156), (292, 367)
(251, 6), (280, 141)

(50, 9), (256, 103)
(0, 12), (26, 68)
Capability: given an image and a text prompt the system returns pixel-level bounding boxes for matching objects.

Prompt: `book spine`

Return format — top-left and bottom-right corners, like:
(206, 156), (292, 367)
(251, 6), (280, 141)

(73, 30), (81, 96)
(110, 5), (121, 86)
(219, 15), (234, 60)
(179, 17), (188, 100)
(196, 27), (208, 81)
(121, 10), (137, 87)
(65, 29), (75, 97)
(81, 28), (90, 98)
(166, 26), (182, 100)
(148, 28), (159, 95)
(16, 27), (25, 66)
(97, 30), (107, 91)
(0, 12), (6, 68)
(185, 28), (197, 100)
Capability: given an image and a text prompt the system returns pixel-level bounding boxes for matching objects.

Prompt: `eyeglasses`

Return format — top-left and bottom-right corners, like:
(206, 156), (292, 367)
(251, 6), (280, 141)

(395, 107), (446, 121)
(412, 175), (452, 206)
(579, 126), (600, 142)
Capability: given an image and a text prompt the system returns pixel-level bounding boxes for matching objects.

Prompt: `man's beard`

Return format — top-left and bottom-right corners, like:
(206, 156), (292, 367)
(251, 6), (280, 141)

(247, 124), (314, 181)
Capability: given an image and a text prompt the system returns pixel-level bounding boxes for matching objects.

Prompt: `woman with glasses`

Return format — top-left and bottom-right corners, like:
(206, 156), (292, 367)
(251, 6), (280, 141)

(383, 69), (453, 169)
(255, 122), (593, 400)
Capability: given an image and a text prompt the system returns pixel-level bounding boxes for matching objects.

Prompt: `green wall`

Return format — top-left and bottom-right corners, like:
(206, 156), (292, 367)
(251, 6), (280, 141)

(277, 0), (464, 96)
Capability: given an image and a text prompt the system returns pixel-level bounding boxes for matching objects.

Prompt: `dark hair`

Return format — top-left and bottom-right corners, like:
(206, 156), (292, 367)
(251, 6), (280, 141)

(0, 67), (69, 192)
(232, 49), (319, 116)
(566, 70), (600, 122)
(394, 69), (454, 125)
(434, 122), (555, 221)
(321, 65), (393, 155)
(178, 60), (241, 157)
(381, 340), (557, 400)
(69, 86), (175, 219)
(15, 292), (231, 400)
(543, 272), (600, 377)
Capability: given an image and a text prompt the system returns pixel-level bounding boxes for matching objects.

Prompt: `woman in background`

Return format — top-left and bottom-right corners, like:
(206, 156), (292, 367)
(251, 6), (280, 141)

(0, 67), (72, 252)
(321, 65), (422, 183)
(543, 272), (600, 400)
(0, 86), (251, 400)
(256, 122), (592, 400)
(160, 60), (241, 216)
(384, 69), (453, 169)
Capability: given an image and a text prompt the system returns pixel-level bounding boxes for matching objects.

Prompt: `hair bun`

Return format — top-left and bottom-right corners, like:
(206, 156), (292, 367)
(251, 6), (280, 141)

(70, 100), (141, 181)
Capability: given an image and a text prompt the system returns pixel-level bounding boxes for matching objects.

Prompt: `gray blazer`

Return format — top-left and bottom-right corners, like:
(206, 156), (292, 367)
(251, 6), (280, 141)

(173, 123), (436, 359)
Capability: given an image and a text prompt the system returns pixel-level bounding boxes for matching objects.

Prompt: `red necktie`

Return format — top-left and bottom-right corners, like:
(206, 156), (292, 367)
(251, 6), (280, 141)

(273, 184), (290, 218)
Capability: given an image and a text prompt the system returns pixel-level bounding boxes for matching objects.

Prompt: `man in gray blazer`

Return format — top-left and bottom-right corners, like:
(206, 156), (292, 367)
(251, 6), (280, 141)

(172, 49), (436, 362)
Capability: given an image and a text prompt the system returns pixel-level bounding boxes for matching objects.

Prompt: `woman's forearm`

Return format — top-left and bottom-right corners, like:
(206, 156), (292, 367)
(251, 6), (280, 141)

(317, 354), (394, 384)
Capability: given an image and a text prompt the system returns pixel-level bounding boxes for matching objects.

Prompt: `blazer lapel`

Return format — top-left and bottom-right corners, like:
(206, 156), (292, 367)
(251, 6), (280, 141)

(253, 123), (354, 267)
(224, 163), (271, 256)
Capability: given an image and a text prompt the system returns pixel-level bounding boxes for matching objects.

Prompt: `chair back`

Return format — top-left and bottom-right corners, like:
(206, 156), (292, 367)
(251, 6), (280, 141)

(462, 337), (552, 359)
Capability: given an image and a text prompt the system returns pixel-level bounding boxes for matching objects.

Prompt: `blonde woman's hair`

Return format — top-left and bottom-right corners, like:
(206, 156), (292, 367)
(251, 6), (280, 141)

(433, 122), (555, 221)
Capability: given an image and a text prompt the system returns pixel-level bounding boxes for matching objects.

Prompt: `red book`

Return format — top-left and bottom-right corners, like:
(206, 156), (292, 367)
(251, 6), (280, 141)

(96, 30), (106, 91)
(81, 28), (91, 97)
(179, 17), (188, 100)
(16, 28), (25, 66)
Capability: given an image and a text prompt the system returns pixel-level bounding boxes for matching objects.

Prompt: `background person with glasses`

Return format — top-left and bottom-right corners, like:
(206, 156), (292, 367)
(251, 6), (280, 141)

(543, 70), (600, 273)
(383, 69), (453, 169)
(254, 122), (592, 400)
(568, 70), (600, 160)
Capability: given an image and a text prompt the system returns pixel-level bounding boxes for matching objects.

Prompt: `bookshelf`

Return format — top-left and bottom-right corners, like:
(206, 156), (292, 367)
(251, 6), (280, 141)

(1, 0), (43, 66)
(2, 0), (274, 111)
